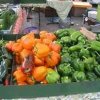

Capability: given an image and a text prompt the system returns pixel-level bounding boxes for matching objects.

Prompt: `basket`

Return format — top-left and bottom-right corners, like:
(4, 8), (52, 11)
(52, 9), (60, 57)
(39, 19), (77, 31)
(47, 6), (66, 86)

(23, 26), (38, 34)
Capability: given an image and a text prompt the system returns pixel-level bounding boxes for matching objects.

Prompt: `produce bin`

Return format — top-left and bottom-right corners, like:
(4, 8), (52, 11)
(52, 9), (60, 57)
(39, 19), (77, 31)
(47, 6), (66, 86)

(0, 8), (18, 34)
(0, 33), (100, 99)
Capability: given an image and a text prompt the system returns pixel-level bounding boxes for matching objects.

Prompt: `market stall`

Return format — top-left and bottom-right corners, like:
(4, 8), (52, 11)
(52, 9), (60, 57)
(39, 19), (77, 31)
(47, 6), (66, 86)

(0, 0), (100, 99)
(0, 27), (100, 99)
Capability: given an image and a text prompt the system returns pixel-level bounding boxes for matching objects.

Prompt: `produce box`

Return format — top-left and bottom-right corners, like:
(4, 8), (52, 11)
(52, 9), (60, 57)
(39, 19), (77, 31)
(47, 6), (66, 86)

(0, 9), (18, 34)
(0, 28), (100, 99)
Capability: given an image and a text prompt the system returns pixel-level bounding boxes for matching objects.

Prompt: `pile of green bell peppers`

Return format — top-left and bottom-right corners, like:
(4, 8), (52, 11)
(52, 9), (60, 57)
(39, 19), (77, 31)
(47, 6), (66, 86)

(54, 28), (100, 83)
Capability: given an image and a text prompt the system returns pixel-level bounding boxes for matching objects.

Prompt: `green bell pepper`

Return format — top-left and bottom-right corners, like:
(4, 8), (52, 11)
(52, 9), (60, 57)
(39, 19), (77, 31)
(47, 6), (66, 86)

(90, 40), (100, 51)
(86, 72), (97, 81)
(46, 71), (60, 84)
(54, 29), (69, 38)
(57, 63), (73, 76)
(84, 57), (95, 64)
(61, 47), (69, 55)
(84, 57), (96, 71)
(61, 76), (71, 83)
(78, 35), (86, 44)
(73, 71), (86, 82)
(70, 31), (81, 41)
(61, 53), (71, 63)
(80, 48), (90, 58)
(72, 59), (84, 71)
(94, 65), (100, 76)
(61, 36), (71, 43)
(69, 44), (82, 52)
(70, 52), (79, 59)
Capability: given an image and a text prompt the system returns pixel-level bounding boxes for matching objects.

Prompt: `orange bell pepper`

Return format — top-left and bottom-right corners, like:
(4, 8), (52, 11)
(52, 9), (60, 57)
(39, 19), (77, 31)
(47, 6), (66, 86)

(12, 42), (23, 52)
(13, 67), (27, 83)
(5, 41), (15, 51)
(26, 75), (35, 85)
(46, 33), (57, 41)
(20, 49), (33, 60)
(42, 39), (52, 45)
(41, 79), (48, 84)
(18, 82), (27, 85)
(40, 31), (48, 40)
(34, 43), (50, 58)
(15, 53), (22, 64)
(21, 32), (35, 50)
(32, 66), (47, 82)
(34, 56), (44, 66)
(49, 42), (61, 53)
(45, 51), (60, 68)
(34, 38), (42, 44)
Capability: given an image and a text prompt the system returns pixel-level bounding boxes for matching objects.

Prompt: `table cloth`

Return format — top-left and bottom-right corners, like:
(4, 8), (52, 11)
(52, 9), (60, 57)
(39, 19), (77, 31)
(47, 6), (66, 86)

(47, 0), (73, 21)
